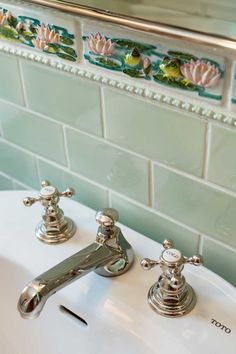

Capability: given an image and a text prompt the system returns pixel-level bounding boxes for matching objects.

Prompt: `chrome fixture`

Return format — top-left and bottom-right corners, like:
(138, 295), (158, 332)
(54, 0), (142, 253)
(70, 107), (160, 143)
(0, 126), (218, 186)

(23, 180), (76, 244)
(18, 208), (134, 319)
(141, 239), (203, 317)
(25, 0), (236, 53)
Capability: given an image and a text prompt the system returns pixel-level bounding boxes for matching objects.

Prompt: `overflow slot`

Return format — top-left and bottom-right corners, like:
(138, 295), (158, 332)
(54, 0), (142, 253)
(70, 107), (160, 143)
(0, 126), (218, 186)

(59, 305), (88, 327)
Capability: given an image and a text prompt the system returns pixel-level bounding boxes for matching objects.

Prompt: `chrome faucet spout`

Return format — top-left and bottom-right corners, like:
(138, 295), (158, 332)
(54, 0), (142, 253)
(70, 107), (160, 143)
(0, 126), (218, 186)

(18, 242), (120, 319)
(18, 208), (134, 320)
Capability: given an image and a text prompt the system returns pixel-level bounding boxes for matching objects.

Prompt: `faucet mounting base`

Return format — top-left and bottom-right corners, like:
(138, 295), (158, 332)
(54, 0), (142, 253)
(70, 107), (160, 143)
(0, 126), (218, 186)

(147, 282), (196, 318)
(36, 217), (76, 244)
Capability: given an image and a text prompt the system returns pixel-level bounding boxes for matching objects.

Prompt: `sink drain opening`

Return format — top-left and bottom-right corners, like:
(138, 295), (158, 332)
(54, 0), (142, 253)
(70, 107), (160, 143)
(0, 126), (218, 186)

(59, 305), (88, 327)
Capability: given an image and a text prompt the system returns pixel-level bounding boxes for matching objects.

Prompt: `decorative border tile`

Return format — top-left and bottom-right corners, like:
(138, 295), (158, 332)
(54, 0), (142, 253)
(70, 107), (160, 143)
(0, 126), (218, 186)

(0, 41), (235, 128)
(83, 32), (224, 102)
(0, 5), (77, 61)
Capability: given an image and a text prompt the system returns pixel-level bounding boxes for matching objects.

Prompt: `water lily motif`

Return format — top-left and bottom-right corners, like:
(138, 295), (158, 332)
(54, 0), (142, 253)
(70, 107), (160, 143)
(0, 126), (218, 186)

(32, 24), (60, 51)
(180, 60), (221, 88)
(36, 24), (60, 43)
(32, 38), (49, 51)
(16, 21), (24, 31)
(0, 9), (7, 26)
(87, 32), (115, 56)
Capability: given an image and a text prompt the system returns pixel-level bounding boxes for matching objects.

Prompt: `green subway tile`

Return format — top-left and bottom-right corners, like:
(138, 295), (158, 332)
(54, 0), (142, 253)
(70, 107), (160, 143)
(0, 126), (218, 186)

(153, 165), (236, 248)
(37, 159), (108, 210)
(66, 128), (149, 204)
(0, 141), (38, 188)
(111, 193), (199, 257)
(202, 238), (236, 287)
(104, 89), (206, 176)
(0, 52), (24, 105)
(21, 61), (102, 136)
(0, 101), (66, 165)
(0, 174), (14, 190)
(208, 125), (236, 192)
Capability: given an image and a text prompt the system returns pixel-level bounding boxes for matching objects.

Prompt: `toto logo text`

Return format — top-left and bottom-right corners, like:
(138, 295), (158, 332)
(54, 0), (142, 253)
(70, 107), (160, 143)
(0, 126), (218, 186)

(211, 319), (231, 334)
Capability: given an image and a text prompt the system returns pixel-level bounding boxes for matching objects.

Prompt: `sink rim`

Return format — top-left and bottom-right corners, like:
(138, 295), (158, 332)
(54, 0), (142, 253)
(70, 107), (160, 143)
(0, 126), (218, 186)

(0, 190), (235, 354)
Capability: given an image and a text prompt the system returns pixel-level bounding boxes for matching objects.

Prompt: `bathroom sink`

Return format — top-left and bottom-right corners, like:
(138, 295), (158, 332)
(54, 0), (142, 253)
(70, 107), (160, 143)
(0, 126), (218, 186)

(0, 191), (235, 354)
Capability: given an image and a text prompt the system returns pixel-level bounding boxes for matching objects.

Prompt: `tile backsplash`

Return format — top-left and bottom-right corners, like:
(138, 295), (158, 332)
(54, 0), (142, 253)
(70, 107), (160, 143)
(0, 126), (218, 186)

(0, 0), (236, 287)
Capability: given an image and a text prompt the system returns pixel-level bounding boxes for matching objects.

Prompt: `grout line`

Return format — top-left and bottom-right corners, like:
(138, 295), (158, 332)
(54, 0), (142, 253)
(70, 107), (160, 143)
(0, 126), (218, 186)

(148, 160), (154, 208)
(0, 97), (148, 160)
(0, 94), (235, 196)
(0, 116), (4, 138)
(108, 190), (112, 207)
(60, 124), (233, 200)
(0, 172), (14, 189)
(17, 59), (29, 108)
(111, 189), (236, 253)
(13, 180), (31, 190)
(0, 96), (233, 191)
(0, 137), (235, 254)
(2, 77), (236, 132)
(62, 125), (71, 169)
(2, 170), (235, 255)
(0, 137), (108, 191)
(0, 93), (236, 139)
(1, 90), (236, 136)
(0, 97), (63, 128)
(59, 124), (148, 161)
(153, 158), (236, 198)
(0, 140), (201, 235)
(202, 234), (236, 253)
(73, 18), (83, 64)
(35, 158), (42, 185)
(99, 86), (106, 139)
(198, 234), (204, 254)
(111, 189), (202, 235)
(221, 58), (234, 110)
(0, 171), (32, 190)
(202, 122), (212, 180)
(6, 91), (236, 136)
(1, 123), (236, 199)
(36, 157), (107, 190)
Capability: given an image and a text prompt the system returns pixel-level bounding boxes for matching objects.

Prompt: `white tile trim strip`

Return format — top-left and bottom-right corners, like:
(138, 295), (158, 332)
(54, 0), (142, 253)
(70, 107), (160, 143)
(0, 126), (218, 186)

(0, 41), (236, 128)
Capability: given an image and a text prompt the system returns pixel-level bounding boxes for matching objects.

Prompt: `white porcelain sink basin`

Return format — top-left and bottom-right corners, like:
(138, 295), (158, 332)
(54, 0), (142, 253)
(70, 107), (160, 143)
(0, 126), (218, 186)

(0, 191), (235, 354)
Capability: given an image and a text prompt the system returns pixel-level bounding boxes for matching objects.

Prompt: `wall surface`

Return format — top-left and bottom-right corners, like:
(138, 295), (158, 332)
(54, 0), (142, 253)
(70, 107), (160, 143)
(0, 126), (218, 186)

(0, 0), (236, 287)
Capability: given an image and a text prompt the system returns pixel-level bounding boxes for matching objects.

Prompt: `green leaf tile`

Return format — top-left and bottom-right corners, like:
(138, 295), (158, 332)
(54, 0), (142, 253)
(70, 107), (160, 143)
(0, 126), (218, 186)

(153, 165), (236, 248)
(202, 238), (236, 287)
(21, 61), (102, 136)
(0, 141), (39, 188)
(66, 128), (149, 204)
(103, 89), (206, 177)
(0, 101), (66, 165)
(208, 125), (236, 192)
(111, 192), (199, 257)
(37, 159), (108, 210)
(0, 52), (24, 105)
(0, 174), (14, 190)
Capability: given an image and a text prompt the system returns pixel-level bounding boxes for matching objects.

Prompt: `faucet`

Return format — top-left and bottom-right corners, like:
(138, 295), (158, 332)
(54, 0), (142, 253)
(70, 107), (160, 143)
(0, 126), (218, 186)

(23, 180), (76, 244)
(141, 239), (203, 317)
(18, 208), (134, 320)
